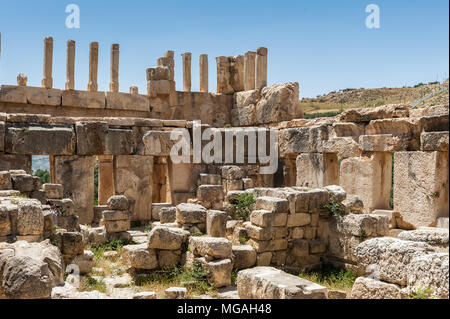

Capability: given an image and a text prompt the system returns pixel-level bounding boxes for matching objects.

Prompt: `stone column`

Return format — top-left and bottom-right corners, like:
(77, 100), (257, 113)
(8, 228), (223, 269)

(109, 43), (119, 92)
(255, 47), (268, 89)
(244, 51), (256, 90)
(181, 52), (192, 92)
(129, 86), (138, 94)
(53, 156), (95, 224)
(199, 54), (208, 92)
(88, 42), (99, 92)
(216, 56), (232, 94)
(42, 37), (53, 89)
(65, 40), (76, 90)
(98, 155), (115, 205)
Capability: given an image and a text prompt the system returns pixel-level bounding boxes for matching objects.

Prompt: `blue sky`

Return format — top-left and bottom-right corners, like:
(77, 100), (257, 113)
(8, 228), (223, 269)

(0, 0), (448, 97)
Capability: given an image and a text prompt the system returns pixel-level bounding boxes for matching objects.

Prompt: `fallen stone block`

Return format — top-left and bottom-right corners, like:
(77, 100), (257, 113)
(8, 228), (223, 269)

(0, 171), (12, 190)
(148, 226), (189, 250)
(197, 185), (224, 203)
(189, 236), (232, 259)
(107, 195), (129, 211)
(232, 245), (256, 270)
(43, 184), (63, 199)
(165, 287), (187, 299)
(176, 203), (207, 224)
(152, 203), (172, 221)
(158, 250), (181, 268)
(121, 244), (158, 270)
(133, 291), (157, 299)
(70, 250), (94, 275)
(398, 227), (449, 249)
(104, 219), (130, 233)
(206, 210), (227, 237)
(350, 276), (402, 299)
(159, 207), (176, 224)
(204, 258), (232, 288)
(237, 266), (327, 299)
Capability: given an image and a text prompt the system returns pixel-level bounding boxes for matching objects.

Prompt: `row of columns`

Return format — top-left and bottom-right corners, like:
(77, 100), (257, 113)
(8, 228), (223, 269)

(180, 47), (267, 93)
(40, 37), (121, 93)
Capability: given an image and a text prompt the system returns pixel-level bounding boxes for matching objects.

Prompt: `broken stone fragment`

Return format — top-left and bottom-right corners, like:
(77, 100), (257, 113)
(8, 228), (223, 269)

(107, 195), (129, 211)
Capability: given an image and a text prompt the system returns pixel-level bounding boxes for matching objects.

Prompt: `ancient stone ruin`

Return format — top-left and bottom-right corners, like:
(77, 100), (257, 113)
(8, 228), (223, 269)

(0, 37), (448, 300)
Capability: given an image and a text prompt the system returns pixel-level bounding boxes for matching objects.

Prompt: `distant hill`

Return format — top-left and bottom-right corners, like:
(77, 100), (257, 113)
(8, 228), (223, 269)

(302, 80), (449, 115)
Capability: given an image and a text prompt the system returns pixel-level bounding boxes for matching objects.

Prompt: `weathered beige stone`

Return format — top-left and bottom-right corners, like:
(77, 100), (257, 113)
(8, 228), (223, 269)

(5, 126), (75, 155)
(350, 276), (402, 299)
(159, 207), (176, 224)
(420, 131), (449, 151)
(358, 134), (403, 152)
(248, 238), (287, 253)
(249, 209), (273, 227)
(255, 47), (267, 89)
(148, 226), (189, 250)
(322, 137), (360, 158)
(42, 37), (53, 89)
(296, 153), (339, 188)
(113, 155), (153, 221)
(394, 151), (449, 228)
(339, 104), (409, 123)
(105, 92), (149, 112)
(0, 171), (12, 190)
(189, 236), (232, 259)
(232, 245), (256, 270)
(340, 153), (392, 213)
(206, 210), (227, 237)
(176, 203), (207, 224)
(244, 51), (256, 91)
(53, 156), (94, 224)
(237, 266), (327, 299)
(121, 244), (158, 270)
(164, 287), (187, 299)
(255, 196), (288, 214)
(65, 40), (75, 90)
(43, 184), (63, 199)
(62, 90), (105, 109)
(204, 258), (232, 288)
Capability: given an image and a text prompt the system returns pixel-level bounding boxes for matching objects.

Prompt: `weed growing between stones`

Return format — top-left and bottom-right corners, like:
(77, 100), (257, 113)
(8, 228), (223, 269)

(230, 193), (255, 221)
(298, 263), (358, 293)
(404, 286), (436, 299)
(323, 196), (347, 218)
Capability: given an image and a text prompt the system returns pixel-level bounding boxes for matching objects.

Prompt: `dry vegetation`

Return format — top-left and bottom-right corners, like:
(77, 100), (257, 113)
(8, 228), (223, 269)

(301, 80), (449, 116)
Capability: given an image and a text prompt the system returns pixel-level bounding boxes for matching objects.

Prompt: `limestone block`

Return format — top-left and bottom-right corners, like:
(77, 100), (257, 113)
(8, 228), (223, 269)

(142, 130), (175, 156)
(121, 244), (158, 270)
(331, 122), (365, 138)
(249, 209), (273, 227)
(437, 217), (449, 229)
(148, 226), (189, 250)
(10, 174), (34, 192)
(279, 125), (328, 156)
(5, 126), (75, 155)
(176, 203), (207, 224)
(254, 83), (300, 125)
(0, 205), (12, 236)
(104, 128), (135, 155)
(147, 66), (172, 81)
(60, 231), (84, 257)
(322, 137), (360, 158)
(355, 237), (434, 286)
(243, 221), (272, 241)
(398, 227), (449, 249)
(350, 276), (402, 299)
(420, 131), (449, 151)
(199, 174), (221, 186)
(372, 210), (397, 229)
(0, 155), (32, 174)
(221, 166), (244, 180)
(420, 114), (449, 132)
(204, 258), (232, 288)
(232, 245), (256, 270)
(148, 80), (172, 97)
(43, 184), (63, 199)
(56, 215), (79, 232)
(105, 92), (149, 112)
(358, 134), (403, 152)
(71, 250), (94, 275)
(394, 151), (449, 228)
(287, 213), (311, 227)
(365, 118), (420, 150)
(248, 238), (287, 253)
(62, 90), (105, 109)
(256, 252), (272, 266)
(104, 219), (130, 233)
(102, 210), (130, 221)
(152, 203), (172, 221)
(53, 156), (95, 224)
(273, 212), (287, 227)
(340, 153), (392, 213)
(197, 185), (224, 203)
(406, 253), (449, 299)
(164, 287), (187, 299)
(75, 122), (108, 155)
(306, 188), (330, 212)
(206, 210), (227, 237)
(113, 155), (153, 221)
(189, 236), (232, 259)
(225, 179), (243, 191)
(158, 250), (181, 268)
(342, 194), (364, 214)
(309, 239), (326, 254)
(0, 121), (4, 152)
(133, 291), (157, 299)
(159, 207), (176, 224)
(237, 267), (327, 299)
(107, 195), (129, 211)
(0, 171), (12, 190)
(255, 196), (288, 214)
(16, 199), (44, 236)
(296, 153), (339, 188)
